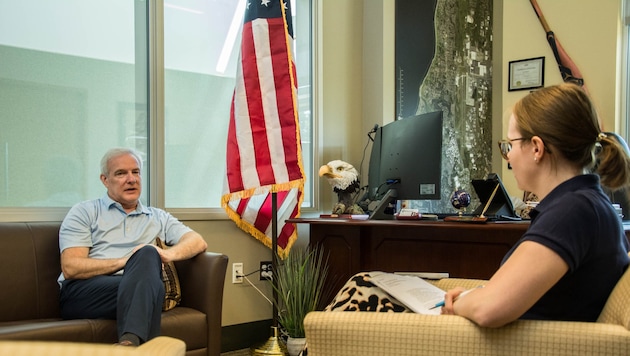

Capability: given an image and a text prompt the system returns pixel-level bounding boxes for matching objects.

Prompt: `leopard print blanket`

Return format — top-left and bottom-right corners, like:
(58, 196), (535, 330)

(325, 272), (412, 313)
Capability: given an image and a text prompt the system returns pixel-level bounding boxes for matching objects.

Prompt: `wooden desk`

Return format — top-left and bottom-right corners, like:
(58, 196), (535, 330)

(290, 218), (630, 300)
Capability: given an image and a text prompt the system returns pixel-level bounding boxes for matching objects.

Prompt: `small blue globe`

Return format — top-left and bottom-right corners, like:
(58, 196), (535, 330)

(450, 189), (471, 210)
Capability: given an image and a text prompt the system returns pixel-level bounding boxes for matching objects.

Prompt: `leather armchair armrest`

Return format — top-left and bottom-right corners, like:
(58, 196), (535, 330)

(174, 252), (228, 356)
(174, 252), (228, 311)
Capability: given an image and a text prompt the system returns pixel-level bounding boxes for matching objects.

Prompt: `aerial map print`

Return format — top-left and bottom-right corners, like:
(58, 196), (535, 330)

(396, 0), (493, 214)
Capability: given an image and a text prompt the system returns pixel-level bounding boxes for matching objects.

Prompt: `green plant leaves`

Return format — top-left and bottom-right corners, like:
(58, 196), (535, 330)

(271, 246), (329, 338)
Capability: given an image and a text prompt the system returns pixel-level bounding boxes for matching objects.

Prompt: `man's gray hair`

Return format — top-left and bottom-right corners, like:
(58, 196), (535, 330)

(100, 148), (144, 176)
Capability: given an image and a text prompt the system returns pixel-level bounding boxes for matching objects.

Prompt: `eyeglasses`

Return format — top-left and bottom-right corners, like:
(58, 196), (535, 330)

(497, 138), (528, 160)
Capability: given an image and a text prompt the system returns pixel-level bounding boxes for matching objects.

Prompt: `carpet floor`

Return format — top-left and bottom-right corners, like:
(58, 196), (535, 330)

(221, 348), (250, 356)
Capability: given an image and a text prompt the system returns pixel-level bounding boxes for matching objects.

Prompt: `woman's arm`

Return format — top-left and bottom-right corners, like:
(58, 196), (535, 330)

(442, 241), (568, 327)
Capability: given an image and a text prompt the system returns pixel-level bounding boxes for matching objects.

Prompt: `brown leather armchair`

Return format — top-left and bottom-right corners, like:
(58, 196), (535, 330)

(0, 222), (228, 356)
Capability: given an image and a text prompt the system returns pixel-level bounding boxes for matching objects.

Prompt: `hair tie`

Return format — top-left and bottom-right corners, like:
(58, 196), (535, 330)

(597, 132), (607, 142)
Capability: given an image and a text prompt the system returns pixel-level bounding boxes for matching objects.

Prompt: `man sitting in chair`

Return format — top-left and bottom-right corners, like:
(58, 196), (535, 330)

(58, 147), (208, 345)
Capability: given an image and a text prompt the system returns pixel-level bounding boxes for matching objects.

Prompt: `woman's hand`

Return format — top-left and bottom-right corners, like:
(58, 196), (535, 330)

(441, 287), (466, 315)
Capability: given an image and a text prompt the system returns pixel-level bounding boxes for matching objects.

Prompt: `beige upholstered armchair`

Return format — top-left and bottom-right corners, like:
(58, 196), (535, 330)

(305, 266), (630, 355)
(0, 336), (185, 356)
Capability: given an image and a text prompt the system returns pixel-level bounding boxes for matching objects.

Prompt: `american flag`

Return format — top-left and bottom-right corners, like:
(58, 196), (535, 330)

(222, 0), (304, 257)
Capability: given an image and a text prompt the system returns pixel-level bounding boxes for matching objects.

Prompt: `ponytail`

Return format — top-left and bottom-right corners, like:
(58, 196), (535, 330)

(596, 134), (630, 190)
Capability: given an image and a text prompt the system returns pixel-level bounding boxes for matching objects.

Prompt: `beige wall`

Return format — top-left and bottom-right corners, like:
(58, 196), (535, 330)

(212, 0), (624, 328)
(498, 0), (622, 195)
(316, 1), (367, 211)
(357, 0), (624, 197)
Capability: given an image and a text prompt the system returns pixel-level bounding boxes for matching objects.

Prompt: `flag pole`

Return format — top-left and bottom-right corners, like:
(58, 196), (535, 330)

(271, 192), (279, 328)
(250, 192), (283, 356)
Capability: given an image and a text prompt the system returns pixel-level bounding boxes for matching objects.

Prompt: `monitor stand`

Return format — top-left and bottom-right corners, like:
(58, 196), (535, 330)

(368, 189), (398, 220)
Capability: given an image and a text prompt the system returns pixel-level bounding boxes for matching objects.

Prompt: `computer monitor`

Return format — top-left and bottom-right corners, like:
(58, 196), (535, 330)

(366, 111), (443, 219)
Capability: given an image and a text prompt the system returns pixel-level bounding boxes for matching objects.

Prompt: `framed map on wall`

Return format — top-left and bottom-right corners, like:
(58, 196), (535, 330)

(395, 0), (494, 214)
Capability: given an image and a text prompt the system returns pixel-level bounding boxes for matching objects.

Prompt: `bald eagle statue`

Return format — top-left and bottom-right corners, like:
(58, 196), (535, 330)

(318, 160), (365, 215)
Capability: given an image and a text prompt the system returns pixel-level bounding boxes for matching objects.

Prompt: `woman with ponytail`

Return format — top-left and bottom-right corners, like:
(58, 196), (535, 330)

(442, 83), (630, 327)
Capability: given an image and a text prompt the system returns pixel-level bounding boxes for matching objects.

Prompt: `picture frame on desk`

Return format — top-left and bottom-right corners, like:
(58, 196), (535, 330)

(508, 57), (545, 91)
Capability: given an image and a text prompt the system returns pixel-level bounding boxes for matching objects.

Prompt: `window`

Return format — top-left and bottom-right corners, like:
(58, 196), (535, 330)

(0, 0), (149, 219)
(163, 0), (312, 209)
(0, 0), (313, 220)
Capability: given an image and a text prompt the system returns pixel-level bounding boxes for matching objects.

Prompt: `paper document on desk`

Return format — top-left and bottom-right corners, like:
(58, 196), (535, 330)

(369, 271), (445, 315)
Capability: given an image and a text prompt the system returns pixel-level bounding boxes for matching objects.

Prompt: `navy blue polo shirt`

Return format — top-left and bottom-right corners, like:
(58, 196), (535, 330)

(502, 174), (629, 322)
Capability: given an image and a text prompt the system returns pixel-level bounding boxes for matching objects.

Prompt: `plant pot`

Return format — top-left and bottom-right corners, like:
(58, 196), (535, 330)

(286, 336), (306, 356)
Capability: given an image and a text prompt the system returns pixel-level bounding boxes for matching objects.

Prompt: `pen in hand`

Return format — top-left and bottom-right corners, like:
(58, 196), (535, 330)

(430, 285), (484, 310)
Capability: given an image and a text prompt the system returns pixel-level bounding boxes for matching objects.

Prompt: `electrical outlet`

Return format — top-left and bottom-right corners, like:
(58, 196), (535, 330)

(232, 262), (243, 284)
(260, 261), (273, 281)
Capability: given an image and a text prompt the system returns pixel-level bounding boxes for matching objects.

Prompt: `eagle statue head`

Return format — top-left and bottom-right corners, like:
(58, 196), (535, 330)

(318, 160), (365, 215)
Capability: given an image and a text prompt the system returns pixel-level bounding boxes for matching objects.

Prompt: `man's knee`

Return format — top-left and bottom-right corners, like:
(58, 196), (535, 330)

(134, 245), (160, 258)
(129, 245), (160, 264)
(125, 245), (162, 276)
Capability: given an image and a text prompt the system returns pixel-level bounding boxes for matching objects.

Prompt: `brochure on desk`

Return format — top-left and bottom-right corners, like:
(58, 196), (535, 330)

(369, 272), (445, 315)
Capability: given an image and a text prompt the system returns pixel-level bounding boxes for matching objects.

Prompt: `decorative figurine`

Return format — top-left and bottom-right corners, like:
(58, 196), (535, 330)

(318, 160), (365, 215)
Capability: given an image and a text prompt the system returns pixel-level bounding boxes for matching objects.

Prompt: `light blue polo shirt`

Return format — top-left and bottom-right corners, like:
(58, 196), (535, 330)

(57, 195), (192, 287)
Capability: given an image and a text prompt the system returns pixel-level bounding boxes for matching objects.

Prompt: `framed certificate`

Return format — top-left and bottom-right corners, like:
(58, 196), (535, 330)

(508, 57), (545, 91)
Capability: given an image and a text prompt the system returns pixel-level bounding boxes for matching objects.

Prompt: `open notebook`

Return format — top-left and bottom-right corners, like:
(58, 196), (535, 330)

(368, 272), (444, 314)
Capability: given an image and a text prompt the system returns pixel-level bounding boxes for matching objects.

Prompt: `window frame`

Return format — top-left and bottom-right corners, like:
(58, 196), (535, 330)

(0, 0), (318, 223)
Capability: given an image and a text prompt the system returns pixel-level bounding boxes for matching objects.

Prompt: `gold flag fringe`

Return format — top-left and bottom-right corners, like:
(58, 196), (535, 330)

(221, 178), (305, 259)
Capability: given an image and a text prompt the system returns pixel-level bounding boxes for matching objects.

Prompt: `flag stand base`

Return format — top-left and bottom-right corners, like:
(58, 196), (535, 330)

(250, 326), (287, 355)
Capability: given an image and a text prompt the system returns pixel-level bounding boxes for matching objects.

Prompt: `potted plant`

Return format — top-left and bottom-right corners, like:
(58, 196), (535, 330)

(271, 245), (330, 356)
